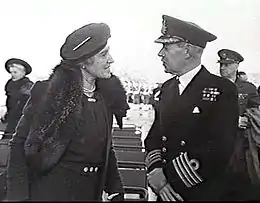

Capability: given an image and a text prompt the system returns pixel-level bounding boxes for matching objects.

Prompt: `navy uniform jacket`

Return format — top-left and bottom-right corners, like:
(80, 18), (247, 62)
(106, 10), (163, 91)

(144, 66), (239, 200)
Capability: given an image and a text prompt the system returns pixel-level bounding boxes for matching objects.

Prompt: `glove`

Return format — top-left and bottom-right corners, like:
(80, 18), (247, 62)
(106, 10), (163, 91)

(148, 168), (184, 201)
(147, 168), (167, 193)
(159, 183), (184, 201)
(238, 116), (249, 129)
(107, 193), (124, 201)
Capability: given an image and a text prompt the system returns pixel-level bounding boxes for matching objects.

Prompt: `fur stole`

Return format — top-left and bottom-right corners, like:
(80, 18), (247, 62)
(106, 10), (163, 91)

(31, 62), (129, 143)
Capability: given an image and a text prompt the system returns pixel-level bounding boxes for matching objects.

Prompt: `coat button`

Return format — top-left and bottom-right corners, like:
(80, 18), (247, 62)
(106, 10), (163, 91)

(180, 140), (186, 146)
(83, 167), (88, 172)
(162, 136), (167, 141)
(162, 147), (167, 152)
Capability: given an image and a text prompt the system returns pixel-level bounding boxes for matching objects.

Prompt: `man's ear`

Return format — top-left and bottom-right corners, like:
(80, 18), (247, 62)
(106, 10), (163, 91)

(184, 43), (191, 59)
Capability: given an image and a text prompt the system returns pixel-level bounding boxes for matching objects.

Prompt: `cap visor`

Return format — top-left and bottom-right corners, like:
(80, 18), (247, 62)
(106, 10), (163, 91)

(154, 36), (184, 44)
(218, 59), (235, 64)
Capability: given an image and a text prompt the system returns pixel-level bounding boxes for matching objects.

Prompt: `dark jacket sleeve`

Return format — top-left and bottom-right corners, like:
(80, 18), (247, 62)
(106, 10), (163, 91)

(144, 84), (164, 173)
(104, 144), (124, 195)
(144, 108), (163, 172)
(6, 82), (39, 201)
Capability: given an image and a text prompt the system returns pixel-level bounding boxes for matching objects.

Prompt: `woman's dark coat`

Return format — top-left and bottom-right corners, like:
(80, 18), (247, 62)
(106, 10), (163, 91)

(6, 64), (129, 201)
(2, 77), (33, 137)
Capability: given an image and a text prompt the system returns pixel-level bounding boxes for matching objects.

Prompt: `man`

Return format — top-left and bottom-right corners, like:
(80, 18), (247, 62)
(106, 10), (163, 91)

(6, 23), (128, 201)
(237, 71), (248, 82)
(144, 15), (240, 200)
(1, 58), (34, 139)
(218, 49), (260, 199)
(218, 49), (260, 123)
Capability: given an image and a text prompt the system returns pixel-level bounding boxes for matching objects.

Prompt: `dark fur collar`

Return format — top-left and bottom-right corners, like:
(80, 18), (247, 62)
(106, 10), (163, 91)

(32, 62), (128, 141)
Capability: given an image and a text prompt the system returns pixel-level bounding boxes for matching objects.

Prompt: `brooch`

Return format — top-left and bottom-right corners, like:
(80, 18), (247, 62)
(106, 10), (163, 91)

(202, 87), (220, 102)
(88, 98), (96, 102)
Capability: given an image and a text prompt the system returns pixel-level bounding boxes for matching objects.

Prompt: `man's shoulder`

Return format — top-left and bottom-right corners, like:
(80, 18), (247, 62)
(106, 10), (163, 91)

(239, 80), (257, 90)
(208, 72), (237, 92)
(161, 78), (175, 89)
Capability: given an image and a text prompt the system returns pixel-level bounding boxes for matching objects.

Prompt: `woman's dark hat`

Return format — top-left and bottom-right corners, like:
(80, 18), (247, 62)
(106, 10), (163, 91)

(5, 58), (32, 75)
(60, 23), (111, 61)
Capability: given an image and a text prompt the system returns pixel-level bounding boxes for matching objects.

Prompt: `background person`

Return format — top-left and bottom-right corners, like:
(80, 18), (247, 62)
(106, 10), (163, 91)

(1, 58), (33, 139)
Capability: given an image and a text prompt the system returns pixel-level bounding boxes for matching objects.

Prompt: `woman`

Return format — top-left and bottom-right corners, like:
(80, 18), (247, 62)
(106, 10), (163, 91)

(6, 23), (129, 201)
(1, 58), (33, 139)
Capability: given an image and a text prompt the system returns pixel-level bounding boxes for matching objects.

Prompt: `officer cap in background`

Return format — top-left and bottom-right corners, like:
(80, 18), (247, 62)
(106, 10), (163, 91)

(5, 58), (32, 75)
(155, 15), (217, 48)
(217, 49), (244, 64)
(60, 23), (111, 61)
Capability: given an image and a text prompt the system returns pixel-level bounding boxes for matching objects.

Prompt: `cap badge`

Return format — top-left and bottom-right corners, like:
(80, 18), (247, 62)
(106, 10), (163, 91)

(161, 19), (168, 35)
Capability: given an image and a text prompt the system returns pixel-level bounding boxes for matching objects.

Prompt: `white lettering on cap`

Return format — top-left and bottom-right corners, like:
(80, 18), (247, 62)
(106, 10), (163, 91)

(73, 36), (92, 51)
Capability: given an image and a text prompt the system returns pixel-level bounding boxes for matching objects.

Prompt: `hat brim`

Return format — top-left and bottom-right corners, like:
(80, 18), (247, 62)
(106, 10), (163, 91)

(5, 58), (32, 75)
(217, 59), (237, 64)
(218, 59), (238, 64)
(155, 35), (185, 44)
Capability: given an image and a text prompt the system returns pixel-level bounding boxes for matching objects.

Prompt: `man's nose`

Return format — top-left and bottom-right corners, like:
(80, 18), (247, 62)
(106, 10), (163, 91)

(158, 49), (164, 57)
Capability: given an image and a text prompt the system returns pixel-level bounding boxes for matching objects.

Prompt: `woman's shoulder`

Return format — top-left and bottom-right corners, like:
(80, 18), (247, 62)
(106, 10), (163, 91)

(30, 80), (49, 98)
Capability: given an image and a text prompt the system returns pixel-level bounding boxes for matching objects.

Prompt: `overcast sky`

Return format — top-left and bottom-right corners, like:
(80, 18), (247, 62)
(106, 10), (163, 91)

(0, 0), (260, 103)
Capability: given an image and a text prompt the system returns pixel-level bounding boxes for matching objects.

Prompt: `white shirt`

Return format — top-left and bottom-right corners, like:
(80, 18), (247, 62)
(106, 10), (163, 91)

(178, 65), (202, 95)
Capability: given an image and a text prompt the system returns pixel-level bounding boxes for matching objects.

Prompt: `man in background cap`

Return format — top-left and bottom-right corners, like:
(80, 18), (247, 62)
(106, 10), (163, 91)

(237, 71), (248, 82)
(145, 15), (240, 200)
(6, 23), (129, 201)
(218, 49), (260, 115)
(218, 49), (260, 200)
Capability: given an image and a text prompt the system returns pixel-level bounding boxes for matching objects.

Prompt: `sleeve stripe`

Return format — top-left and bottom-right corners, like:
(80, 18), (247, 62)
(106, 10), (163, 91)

(172, 158), (191, 187)
(146, 149), (162, 168)
(176, 156), (195, 186)
(180, 153), (201, 184)
(146, 149), (161, 159)
(172, 152), (204, 188)
(147, 151), (161, 161)
(183, 152), (203, 182)
(148, 157), (162, 168)
(146, 154), (161, 164)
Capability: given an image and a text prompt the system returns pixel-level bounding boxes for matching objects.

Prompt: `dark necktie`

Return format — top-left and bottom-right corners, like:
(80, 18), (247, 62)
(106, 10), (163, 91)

(173, 76), (180, 96)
